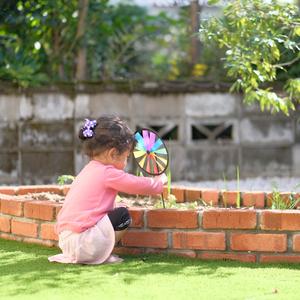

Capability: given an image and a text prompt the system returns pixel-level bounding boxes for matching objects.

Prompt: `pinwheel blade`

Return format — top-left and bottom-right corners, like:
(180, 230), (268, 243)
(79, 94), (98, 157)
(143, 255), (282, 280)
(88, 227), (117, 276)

(135, 132), (146, 151)
(142, 130), (151, 151)
(133, 150), (147, 158)
(138, 155), (147, 169)
(151, 138), (163, 152)
(153, 147), (168, 155)
(133, 128), (169, 176)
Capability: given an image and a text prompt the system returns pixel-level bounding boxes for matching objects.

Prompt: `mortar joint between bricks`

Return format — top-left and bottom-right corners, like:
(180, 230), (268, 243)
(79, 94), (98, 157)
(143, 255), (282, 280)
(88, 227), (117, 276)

(263, 192), (267, 208)
(11, 216), (38, 223)
(37, 221), (42, 238)
(225, 231), (231, 251)
(256, 210), (261, 230)
(143, 209), (148, 229)
(51, 207), (55, 221)
(198, 210), (203, 228)
(168, 231), (172, 249)
(287, 233), (293, 252)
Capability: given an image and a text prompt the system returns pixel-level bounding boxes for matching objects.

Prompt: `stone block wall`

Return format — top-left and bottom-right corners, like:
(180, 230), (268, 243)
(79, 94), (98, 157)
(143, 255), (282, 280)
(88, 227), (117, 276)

(0, 89), (299, 184)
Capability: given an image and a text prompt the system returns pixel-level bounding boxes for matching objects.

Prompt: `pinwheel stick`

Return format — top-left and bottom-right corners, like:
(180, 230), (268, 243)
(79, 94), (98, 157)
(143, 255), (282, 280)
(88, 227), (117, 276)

(161, 193), (166, 208)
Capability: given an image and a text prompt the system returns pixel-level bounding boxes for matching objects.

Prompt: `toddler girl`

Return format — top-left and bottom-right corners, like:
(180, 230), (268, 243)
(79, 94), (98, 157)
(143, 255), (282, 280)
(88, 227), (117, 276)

(49, 115), (167, 264)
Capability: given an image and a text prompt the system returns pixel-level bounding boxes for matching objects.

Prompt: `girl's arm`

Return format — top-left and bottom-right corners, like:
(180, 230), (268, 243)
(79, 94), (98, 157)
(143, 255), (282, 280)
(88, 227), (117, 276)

(105, 166), (166, 195)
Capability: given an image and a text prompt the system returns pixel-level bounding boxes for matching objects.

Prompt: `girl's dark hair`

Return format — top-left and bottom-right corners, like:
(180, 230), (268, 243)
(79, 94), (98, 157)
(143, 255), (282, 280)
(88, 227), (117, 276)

(78, 115), (135, 158)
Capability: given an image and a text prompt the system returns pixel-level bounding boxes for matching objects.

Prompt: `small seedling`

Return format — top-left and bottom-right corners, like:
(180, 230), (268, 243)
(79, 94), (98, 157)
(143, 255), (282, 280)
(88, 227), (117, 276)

(270, 182), (300, 209)
(57, 175), (75, 185)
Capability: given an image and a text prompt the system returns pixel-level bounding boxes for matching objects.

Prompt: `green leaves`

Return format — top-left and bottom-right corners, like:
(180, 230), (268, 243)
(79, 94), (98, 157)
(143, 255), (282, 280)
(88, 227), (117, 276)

(207, 0), (220, 5)
(57, 175), (75, 185)
(285, 78), (300, 102)
(0, 0), (184, 85)
(200, 0), (300, 115)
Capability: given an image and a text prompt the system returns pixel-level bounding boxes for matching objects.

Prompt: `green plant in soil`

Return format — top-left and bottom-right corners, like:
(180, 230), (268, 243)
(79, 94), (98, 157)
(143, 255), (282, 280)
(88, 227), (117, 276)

(57, 175), (75, 185)
(270, 182), (300, 210)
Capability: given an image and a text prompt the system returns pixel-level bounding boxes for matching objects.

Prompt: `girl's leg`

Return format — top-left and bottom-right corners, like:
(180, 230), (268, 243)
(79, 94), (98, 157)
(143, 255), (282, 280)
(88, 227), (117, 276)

(114, 228), (128, 244)
(108, 207), (131, 245)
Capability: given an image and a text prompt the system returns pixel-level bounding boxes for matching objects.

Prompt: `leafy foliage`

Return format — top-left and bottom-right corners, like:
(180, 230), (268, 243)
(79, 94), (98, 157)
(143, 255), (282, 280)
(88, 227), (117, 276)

(0, 0), (189, 86)
(0, 0), (78, 85)
(57, 175), (75, 185)
(270, 183), (300, 210)
(200, 0), (300, 115)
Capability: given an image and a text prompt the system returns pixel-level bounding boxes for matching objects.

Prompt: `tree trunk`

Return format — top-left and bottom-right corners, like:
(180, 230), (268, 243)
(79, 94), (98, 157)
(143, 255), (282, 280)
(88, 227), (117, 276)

(75, 0), (89, 81)
(53, 28), (65, 79)
(190, 0), (201, 65)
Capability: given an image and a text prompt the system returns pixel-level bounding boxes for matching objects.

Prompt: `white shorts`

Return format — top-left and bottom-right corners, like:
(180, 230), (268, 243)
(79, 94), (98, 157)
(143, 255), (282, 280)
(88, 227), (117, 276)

(48, 214), (116, 264)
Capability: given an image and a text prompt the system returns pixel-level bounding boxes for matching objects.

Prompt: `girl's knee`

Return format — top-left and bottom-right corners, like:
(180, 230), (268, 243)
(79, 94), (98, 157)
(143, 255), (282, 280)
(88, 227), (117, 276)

(108, 206), (132, 231)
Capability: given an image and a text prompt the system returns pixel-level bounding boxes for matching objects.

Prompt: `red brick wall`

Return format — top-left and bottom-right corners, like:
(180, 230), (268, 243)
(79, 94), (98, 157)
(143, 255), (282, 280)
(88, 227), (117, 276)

(1, 185), (300, 263)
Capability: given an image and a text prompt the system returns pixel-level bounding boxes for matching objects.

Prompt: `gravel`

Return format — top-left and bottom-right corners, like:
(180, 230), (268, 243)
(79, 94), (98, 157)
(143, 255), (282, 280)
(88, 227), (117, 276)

(174, 177), (300, 193)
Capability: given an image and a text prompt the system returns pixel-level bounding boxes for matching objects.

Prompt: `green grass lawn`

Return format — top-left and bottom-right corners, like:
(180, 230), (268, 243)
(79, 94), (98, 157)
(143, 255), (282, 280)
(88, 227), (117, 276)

(1, 239), (300, 300)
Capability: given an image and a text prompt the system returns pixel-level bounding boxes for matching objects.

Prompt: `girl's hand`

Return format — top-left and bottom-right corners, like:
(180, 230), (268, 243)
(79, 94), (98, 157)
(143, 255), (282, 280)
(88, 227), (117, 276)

(157, 173), (168, 184)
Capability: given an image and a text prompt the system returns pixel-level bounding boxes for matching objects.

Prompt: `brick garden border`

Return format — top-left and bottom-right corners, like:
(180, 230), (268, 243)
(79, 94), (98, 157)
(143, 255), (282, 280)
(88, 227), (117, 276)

(1, 185), (300, 263)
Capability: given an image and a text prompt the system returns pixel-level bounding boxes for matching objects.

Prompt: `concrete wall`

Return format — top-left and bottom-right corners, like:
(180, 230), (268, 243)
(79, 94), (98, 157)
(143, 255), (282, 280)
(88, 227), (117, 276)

(0, 91), (299, 184)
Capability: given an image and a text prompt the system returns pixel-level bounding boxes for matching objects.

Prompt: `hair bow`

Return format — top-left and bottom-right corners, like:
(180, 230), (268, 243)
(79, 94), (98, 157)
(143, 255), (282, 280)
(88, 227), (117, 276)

(82, 119), (97, 138)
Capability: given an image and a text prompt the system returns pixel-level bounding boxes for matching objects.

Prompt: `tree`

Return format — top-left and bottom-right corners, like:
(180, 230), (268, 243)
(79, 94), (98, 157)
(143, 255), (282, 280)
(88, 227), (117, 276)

(0, 0), (184, 85)
(75, 0), (89, 81)
(0, 0), (78, 85)
(201, 0), (300, 115)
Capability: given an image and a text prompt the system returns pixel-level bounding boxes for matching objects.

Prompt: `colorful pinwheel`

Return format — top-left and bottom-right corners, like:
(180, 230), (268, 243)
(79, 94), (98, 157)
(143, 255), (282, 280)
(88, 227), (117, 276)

(133, 128), (169, 176)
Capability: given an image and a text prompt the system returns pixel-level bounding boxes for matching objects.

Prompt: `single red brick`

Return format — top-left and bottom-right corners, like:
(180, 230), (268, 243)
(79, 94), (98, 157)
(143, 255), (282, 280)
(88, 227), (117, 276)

(23, 237), (57, 247)
(294, 193), (300, 207)
(128, 208), (144, 228)
(145, 248), (167, 255)
(0, 233), (23, 242)
(198, 252), (256, 263)
(202, 209), (256, 229)
(293, 234), (300, 252)
(222, 191), (241, 207)
(122, 231), (168, 248)
(40, 223), (58, 241)
(242, 192), (265, 208)
(24, 201), (55, 221)
(201, 189), (219, 206)
(55, 205), (62, 217)
(230, 233), (287, 252)
(185, 188), (201, 202)
(11, 220), (38, 238)
(112, 247), (144, 255)
(17, 185), (63, 195)
(173, 232), (225, 250)
(147, 209), (198, 229)
(260, 210), (300, 231)
(0, 216), (11, 232)
(163, 186), (169, 199)
(168, 250), (197, 258)
(0, 187), (17, 195)
(266, 192), (291, 208)
(0, 197), (25, 216)
(62, 185), (71, 196)
(171, 186), (185, 203)
(260, 255), (300, 263)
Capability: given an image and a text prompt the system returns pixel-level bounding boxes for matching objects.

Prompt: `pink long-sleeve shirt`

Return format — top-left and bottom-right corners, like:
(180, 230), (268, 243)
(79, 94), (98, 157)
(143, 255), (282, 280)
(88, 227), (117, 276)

(56, 160), (163, 234)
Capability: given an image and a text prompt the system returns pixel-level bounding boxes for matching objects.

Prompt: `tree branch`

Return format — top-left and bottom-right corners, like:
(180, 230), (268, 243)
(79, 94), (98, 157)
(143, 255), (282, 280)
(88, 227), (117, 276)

(274, 54), (300, 68)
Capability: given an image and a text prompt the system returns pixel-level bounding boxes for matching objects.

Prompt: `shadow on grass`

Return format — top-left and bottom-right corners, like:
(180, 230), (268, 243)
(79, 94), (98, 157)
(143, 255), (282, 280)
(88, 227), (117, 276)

(1, 238), (300, 297)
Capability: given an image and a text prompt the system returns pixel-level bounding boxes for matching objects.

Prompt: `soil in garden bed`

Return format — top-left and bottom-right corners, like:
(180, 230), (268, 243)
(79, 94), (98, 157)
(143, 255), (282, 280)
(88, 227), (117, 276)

(9, 191), (300, 210)
(19, 192), (205, 210)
